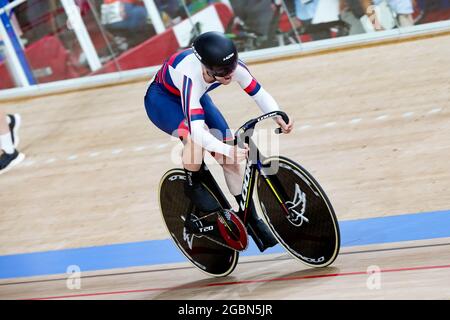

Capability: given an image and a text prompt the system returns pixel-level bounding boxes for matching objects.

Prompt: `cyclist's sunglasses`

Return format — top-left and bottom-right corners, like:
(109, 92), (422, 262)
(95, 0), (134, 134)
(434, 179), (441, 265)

(207, 62), (238, 78)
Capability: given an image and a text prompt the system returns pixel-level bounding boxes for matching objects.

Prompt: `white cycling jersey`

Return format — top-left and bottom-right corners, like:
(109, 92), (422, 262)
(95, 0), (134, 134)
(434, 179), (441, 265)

(153, 49), (280, 157)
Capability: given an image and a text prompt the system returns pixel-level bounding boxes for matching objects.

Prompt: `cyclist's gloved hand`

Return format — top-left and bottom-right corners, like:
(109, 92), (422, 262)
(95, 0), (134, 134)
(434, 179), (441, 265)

(275, 116), (294, 134)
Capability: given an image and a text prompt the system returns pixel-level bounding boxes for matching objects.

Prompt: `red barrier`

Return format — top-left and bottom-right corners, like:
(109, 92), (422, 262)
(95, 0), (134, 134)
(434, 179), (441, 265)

(0, 60), (15, 90)
(25, 35), (89, 82)
(215, 2), (234, 28)
(0, 35), (89, 90)
(92, 28), (179, 75)
(92, 3), (234, 76)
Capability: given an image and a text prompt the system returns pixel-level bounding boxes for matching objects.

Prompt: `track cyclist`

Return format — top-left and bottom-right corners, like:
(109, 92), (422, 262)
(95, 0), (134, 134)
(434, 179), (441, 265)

(144, 31), (294, 252)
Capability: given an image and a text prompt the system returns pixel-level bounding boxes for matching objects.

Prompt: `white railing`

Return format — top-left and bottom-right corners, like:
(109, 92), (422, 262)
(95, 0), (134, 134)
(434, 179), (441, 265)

(0, 0), (26, 15)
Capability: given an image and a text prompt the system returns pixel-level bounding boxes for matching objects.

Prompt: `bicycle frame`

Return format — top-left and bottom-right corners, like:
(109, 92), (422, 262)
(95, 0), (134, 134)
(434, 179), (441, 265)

(235, 111), (292, 225)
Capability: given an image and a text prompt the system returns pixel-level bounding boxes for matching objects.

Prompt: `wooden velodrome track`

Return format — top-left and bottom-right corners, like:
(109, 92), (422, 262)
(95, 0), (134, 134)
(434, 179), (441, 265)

(0, 33), (449, 300)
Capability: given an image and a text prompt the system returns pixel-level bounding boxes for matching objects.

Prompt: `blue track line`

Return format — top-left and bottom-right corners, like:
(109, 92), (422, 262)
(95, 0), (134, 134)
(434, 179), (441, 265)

(0, 210), (449, 279)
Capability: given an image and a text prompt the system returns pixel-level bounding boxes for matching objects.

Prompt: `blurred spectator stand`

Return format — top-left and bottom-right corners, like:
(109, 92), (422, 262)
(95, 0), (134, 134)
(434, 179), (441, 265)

(101, 0), (155, 49)
(92, 2), (233, 74)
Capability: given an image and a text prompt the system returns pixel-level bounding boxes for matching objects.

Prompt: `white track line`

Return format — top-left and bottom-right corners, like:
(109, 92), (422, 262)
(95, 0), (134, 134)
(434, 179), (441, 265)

(22, 160), (35, 167)
(14, 108), (445, 169)
(45, 158), (57, 164)
(375, 115), (388, 121)
(133, 146), (148, 152)
(350, 118), (362, 124)
(428, 108), (442, 114)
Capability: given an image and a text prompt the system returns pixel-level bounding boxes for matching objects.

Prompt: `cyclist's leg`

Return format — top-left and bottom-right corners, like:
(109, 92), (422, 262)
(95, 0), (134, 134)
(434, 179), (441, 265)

(144, 82), (185, 137)
(181, 133), (221, 213)
(201, 94), (241, 195)
(144, 83), (220, 214)
(201, 94), (277, 251)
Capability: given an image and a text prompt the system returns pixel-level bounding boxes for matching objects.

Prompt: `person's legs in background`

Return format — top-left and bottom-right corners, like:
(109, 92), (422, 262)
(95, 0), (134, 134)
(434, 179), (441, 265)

(230, 0), (278, 48)
(294, 0), (331, 41)
(107, 3), (147, 31)
(124, 3), (154, 45)
(372, 0), (415, 27)
(122, 3), (148, 31)
(107, 3), (151, 47)
(0, 111), (25, 174)
(339, 0), (366, 35)
(389, 0), (415, 27)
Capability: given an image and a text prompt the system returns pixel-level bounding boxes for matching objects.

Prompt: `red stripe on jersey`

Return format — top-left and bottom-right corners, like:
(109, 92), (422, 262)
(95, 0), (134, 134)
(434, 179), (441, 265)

(244, 79), (258, 94)
(167, 52), (179, 66)
(167, 49), (189, 66)
(161, 64), (180, 96)
(190, 109), (205, 115)
(164, 83), (180, 96)
(177, 119), (189, 140)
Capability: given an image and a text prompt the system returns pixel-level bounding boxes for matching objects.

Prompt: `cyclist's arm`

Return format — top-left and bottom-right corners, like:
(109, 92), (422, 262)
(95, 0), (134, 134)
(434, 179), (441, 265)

(183, 76), (233, 157)
(234, 62), (281, 114)
(190, 121), (232, 157)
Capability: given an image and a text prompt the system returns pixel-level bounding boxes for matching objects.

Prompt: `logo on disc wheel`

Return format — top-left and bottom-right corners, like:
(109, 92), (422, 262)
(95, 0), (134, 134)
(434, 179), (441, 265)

(182, 213), (202, 250)
(286, 184), (309, 227)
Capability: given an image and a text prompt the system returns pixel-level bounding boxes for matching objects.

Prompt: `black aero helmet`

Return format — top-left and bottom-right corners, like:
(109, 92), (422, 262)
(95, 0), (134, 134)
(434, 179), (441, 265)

(192, 31), (238, 77)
